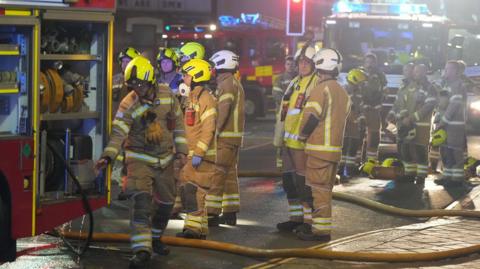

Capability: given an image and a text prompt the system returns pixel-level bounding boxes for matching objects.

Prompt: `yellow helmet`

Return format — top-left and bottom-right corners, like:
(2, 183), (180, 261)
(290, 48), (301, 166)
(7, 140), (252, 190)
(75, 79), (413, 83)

(181, 59), (211, 83)
(431, 129), (447, 147)
(347, 68), (367, 85)
(124, 56), (156, 86)
(179, 42), (205, 62)
(118, 47), (141, 63)
(157, 47), (179, 67)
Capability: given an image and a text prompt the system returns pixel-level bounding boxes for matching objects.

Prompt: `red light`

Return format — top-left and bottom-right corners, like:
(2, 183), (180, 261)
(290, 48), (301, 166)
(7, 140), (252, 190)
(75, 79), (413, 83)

(286, 0), (305, 35)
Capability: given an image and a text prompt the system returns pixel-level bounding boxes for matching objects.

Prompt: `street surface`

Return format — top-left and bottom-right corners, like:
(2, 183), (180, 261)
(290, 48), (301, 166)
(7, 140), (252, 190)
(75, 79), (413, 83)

(2, 116), (479, 269)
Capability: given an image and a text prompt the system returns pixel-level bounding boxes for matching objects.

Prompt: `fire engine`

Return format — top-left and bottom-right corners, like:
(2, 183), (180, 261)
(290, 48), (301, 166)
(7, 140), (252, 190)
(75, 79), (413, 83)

(161, 13), (296, 119)
(323, 0), (480, 140)
(0, 0), (114, 262)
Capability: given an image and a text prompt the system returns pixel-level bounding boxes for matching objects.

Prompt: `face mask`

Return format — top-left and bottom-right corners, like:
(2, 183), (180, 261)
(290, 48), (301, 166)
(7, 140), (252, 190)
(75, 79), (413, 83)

(160, 58), (174, 73)
(179, 82), (191, 96)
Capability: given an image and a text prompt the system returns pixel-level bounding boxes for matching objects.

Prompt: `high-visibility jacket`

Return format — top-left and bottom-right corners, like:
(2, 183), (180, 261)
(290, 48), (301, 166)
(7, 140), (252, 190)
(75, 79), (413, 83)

(102, 84), (188, 168)
(299, 78), (351, 162)
(215, 72), (245, 146)
(185, 85), (217, 163)
(283, 73), (318, 150)
(393, 77), (437, 145)
(436, 79), (467, 148)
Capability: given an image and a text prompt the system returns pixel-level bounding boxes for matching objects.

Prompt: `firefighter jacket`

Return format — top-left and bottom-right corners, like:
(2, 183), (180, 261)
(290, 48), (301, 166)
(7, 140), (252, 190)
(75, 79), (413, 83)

(273, 71), (297, 105)
(215, 72), (245, 146)
(393, 77), (437, 144)
(159, 72), (183, 95)
(437, 79), (467, 127)
(388, 78), (413, 120)
(283, 73), (319, 150)
(102, 84), (188, 168)
(362, 67), (387, 109)
(344, 83), (365, 139)
(299, 78), (351, 162)
(185, 85), (217, 163)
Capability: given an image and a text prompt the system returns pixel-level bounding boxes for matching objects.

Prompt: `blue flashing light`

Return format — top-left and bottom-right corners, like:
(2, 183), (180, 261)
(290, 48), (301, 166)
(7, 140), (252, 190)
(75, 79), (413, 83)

(218, 13), (261, 28)
(332, 1), (430, 16)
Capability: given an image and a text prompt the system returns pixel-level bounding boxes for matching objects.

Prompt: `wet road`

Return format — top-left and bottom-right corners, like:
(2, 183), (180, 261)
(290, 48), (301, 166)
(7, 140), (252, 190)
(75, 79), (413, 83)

(2, 117), (477, 269)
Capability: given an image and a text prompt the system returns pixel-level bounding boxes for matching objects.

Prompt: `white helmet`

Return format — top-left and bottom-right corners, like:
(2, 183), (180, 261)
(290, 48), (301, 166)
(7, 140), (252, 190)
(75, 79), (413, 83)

(209, 50), (239, 70)
(314, 48), (343, 72)
(294, 46), (316, 62)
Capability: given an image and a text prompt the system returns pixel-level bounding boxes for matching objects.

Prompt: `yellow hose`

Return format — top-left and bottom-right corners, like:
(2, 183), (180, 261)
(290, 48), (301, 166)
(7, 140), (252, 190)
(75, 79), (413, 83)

(60, 191), (480, 262)
(61, 231), (480, 263)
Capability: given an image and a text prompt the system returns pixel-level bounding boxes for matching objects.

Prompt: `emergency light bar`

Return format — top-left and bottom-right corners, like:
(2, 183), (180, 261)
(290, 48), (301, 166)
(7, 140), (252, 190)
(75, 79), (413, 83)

(0, 0), (69, 7)
(332, 1), (430, 16)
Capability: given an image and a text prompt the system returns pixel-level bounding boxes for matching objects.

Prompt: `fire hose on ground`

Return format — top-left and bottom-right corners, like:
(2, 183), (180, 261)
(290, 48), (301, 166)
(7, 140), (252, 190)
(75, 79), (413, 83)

(56, 171), (480, 263)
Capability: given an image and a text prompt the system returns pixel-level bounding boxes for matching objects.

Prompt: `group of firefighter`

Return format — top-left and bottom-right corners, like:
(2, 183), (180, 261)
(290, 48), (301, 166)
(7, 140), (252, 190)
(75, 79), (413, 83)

(94, 39), (474, 267)
(96, 42), (245, 268)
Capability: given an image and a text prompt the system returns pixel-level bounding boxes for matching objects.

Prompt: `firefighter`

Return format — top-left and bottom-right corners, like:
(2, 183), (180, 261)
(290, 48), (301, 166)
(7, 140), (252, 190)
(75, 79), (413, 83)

(157, 48), (183, 95)
(390, 63), (437, 184)
(206, 50), (245, 226)
(113, 47), (141, 119)
(177, 59), (217, 239)
(272, 55), (297, 114)
(111, 47), (141, 194)
(275, 46), (318, 233)
(95, 56), (188, 268)
(360, 53), (387, 175)
(434, 61), (468, 187)
(296, 48), (349, 241)
(339, 68), (367, 181)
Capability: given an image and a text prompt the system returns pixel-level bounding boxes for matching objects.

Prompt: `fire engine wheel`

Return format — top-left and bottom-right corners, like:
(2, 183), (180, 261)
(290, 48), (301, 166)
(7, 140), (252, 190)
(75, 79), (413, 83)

(245, 97), (257, 120)
(0, 193), (16, 263)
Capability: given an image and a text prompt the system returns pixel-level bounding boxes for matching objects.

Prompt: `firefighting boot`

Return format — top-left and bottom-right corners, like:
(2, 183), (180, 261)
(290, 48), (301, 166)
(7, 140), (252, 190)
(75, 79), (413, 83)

(176, 229), (206, 240)
(208, 214), (221, 227)
(276, 221), (303, 232)
(295, 223), (331, 242)
(129, 251), (151, 269)
(218, 212), (237, 226)
(152, 240), (170, 256)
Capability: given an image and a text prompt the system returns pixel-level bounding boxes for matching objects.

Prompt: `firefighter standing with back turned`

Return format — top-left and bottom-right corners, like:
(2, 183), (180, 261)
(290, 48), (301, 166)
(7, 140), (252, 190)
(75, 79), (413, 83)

(433, 61), (468, 188)
(206, 50), (245, 226)
(360, 53), (387, 176)
(95, 56), (187, 268)
(275, 46), (318, 233)
(296, 48), (350, 241)
(177, 59), (217, 239)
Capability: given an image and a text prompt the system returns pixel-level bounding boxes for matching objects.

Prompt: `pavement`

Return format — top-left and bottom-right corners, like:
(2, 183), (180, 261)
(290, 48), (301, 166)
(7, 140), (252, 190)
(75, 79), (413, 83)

(247, 183), (480, 269)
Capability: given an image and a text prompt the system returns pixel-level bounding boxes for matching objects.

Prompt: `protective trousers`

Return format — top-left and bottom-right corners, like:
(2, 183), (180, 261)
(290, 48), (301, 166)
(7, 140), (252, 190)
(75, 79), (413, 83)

(340, 137), (361, 176)
(441, 125), (466, 182)
(399, 142), (429, 179)
(304, 156), (338, 236)
(364, 107), (381, 161)
(206, 143), (240, 215)
(125, 160), (176, 254)
(180, 159), (215, 236)
(282, 148), (309, 222)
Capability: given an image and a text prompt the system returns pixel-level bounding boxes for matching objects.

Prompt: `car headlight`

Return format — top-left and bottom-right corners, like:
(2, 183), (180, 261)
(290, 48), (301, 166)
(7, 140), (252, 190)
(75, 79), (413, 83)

(471, 100), (480, 113)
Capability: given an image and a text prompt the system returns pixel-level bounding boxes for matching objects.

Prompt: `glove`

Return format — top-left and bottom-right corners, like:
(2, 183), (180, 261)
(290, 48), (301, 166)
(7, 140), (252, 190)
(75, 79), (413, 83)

(192, 155), (203, 168)
(146, 121), (163, 144)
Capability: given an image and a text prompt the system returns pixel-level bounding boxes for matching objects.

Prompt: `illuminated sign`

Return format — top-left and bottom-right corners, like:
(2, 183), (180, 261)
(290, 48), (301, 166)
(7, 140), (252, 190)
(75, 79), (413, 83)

(219, 13), (262, 27)
(332, 1), (430, 16)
